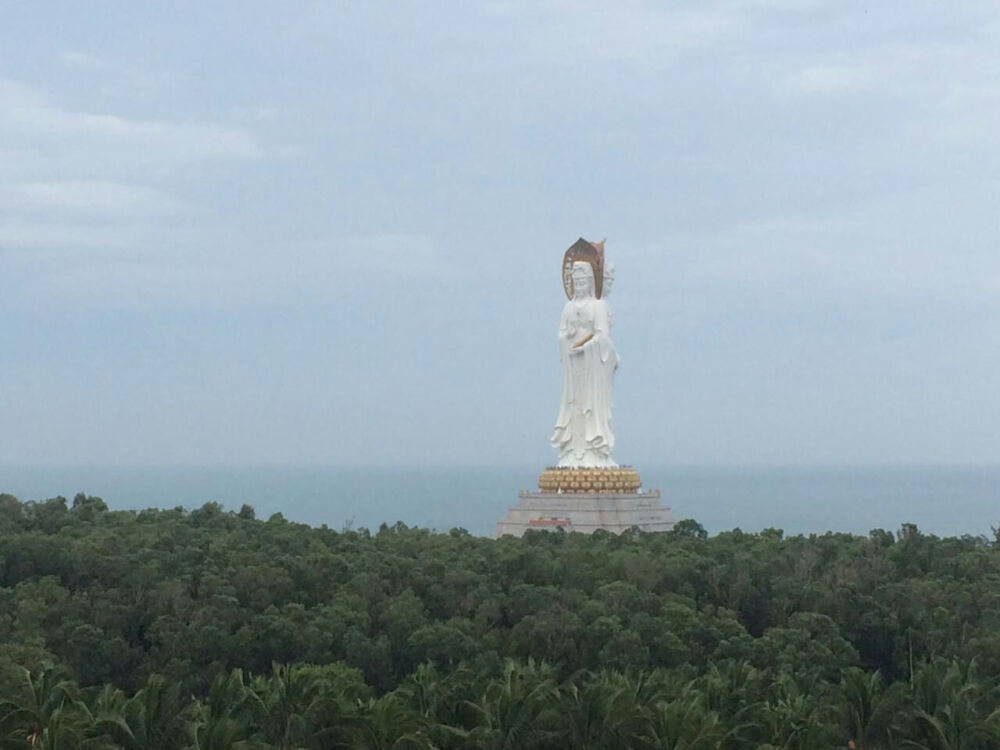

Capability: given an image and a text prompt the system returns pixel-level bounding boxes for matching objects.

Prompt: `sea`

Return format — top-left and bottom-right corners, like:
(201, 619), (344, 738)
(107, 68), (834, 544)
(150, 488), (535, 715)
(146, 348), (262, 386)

(2, 465), (1000, 539)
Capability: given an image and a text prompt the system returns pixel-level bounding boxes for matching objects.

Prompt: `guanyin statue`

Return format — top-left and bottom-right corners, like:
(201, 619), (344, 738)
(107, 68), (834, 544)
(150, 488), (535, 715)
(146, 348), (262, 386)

(549, 239), (620, 468)
(496, 237), (670, 534)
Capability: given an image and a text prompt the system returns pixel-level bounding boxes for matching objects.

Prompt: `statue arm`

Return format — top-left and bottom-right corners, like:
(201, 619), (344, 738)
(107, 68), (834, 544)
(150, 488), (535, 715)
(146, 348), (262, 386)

(557, 303), (575, 357)
(557, 304), (572, 337)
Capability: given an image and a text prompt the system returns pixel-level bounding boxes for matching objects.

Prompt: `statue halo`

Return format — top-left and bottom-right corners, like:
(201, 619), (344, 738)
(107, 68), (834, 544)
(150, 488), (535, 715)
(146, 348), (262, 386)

(562, 237), (606, 300)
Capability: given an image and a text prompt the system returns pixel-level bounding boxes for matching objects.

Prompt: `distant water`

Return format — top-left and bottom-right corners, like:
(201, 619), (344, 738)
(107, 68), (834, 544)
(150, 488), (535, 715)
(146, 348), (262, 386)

(2, 466), (999, 539)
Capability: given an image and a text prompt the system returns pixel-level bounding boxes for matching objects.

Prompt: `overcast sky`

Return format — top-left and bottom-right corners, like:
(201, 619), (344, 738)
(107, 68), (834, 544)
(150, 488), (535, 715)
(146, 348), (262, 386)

(2, 1), (999, 467)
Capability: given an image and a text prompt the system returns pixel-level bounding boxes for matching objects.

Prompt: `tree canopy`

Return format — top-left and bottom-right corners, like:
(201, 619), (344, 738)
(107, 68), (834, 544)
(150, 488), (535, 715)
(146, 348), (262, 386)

(2, 491), (1000, 748)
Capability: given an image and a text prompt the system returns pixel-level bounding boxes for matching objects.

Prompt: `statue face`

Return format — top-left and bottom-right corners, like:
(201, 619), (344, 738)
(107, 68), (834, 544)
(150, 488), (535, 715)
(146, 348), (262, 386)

(571, 262), (593, 298)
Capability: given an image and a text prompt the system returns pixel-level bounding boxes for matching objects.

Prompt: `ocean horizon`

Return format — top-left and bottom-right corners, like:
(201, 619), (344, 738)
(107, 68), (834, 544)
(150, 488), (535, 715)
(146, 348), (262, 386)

(3, 464), (999, 539)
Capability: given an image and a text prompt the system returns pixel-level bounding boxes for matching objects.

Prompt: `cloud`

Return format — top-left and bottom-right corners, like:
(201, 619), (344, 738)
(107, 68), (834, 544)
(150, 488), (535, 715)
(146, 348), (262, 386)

(784, 64), (873, 93)
(739, 0), (822, 10)
(8, 180), (187, 216)
(0, 76), (263, 287)
(533, 3), (741, 62)
(0, 220), (142, 250)
(1, 229), (458, 309)
(0, 78), (260, 162)
(59, 50), (102, 68)
(297, 2), (742, 73)
(932, 83), (1000, 143)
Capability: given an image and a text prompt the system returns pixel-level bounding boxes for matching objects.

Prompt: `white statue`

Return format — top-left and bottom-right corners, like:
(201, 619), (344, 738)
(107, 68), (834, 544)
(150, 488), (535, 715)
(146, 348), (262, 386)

(550, 253), (621, 468)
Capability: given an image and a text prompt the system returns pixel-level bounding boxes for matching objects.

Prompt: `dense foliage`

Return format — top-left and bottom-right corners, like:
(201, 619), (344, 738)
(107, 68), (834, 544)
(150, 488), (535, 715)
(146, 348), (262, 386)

(3, 492), (1000, 748)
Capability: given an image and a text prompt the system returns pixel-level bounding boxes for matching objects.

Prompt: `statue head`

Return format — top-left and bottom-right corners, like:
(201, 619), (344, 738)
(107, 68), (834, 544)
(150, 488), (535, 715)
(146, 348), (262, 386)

(571, 261), (595, 299)
(603, 263), (615, 298)
(562, 237), (604, 299)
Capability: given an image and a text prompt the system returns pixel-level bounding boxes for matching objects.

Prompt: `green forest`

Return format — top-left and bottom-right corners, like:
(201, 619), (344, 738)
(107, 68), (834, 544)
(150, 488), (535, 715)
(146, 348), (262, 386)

(2, 492), (1000, 748)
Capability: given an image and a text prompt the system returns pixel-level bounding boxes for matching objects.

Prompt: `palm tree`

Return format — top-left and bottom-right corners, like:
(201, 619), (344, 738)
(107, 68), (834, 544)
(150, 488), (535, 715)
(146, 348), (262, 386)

(900, 659), (1000, 750)
(561, 670), (651, 749)
(86, 675), (196, 750)
(396, 662), (473, 749)
(644, 687), (725, 750)
(464, 660), (561, 750)
(247, 664), (356, 749)
(750, 675), (836, 750)
(0, 665), (109, 750)
(690, 661), (761, 747)
(351, 693), (433, 750)
(187, 670), (266, 750)
(841, 667), (891, 750)
(697, 661), (761, 720)
(88, 683), (132, 748)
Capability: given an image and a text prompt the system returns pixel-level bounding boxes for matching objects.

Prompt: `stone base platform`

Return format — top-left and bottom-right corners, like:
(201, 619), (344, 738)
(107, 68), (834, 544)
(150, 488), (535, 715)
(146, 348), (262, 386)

(495, 490), (674, 538)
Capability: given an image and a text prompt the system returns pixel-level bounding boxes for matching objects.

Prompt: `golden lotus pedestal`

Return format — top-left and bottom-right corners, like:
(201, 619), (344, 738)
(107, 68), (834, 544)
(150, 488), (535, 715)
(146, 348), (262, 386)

(537, 467), (642, 494)
(495, 466), (673, 537)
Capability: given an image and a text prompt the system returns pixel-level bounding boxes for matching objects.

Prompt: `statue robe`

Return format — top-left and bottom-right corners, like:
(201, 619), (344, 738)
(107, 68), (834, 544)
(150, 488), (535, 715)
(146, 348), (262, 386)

(550, 295), (620, 468)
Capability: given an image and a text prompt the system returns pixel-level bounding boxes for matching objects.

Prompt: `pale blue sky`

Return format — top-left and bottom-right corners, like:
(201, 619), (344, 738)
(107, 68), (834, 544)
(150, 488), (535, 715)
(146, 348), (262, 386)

(2, 1), (999, 466)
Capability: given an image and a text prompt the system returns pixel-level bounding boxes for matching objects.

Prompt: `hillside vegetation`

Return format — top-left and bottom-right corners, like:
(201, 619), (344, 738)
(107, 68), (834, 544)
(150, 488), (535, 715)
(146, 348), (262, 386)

(2, 492), (1000, 748)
